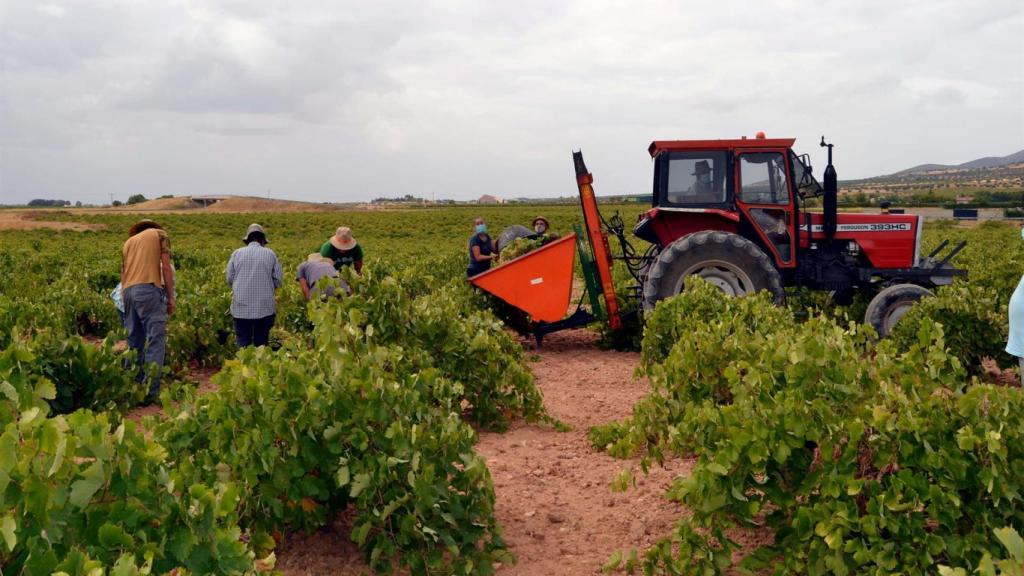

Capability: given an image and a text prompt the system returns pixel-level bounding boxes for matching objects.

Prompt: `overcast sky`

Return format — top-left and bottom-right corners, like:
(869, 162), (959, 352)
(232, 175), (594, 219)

(1, 0), (1022, 204)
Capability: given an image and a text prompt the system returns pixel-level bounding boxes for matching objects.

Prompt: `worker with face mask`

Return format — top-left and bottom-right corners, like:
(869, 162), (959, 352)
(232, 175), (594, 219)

(467, 217), (497, 277)
(532, 216), (549, 235)
(491, 216), (561, 258)
(531, 216), (561, 242)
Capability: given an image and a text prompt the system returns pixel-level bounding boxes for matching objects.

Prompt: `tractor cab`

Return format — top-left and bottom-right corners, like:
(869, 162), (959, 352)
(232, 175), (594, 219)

(634, 135), (802, 266)
(635, 136), (810, 269)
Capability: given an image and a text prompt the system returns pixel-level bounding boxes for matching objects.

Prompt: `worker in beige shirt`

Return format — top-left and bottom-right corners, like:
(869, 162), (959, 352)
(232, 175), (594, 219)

(121, 219), (175, 405)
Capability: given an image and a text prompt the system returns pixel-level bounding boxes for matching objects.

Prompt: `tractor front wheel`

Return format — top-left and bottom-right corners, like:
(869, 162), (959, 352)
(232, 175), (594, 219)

(864, 283), (932, 337)
(641, 231), (784, 312)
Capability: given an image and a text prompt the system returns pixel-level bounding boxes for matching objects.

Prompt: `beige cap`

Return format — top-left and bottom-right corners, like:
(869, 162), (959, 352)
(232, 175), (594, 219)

(243, 223), (268, 243)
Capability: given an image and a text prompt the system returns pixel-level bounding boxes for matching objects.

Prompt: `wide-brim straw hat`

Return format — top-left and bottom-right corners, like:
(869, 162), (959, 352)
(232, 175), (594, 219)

(243, 223), (268, 243)
(330, 226), (357, 251)
(307, 253), (332, 264)
(128, 219), (164, 236)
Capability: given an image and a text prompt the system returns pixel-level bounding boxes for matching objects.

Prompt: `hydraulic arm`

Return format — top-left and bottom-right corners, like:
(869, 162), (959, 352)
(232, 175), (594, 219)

(573, 151), (622, 330)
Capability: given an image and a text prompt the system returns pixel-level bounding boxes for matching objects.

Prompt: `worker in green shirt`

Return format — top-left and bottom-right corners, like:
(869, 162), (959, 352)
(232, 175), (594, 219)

(320, 226), (364, 274)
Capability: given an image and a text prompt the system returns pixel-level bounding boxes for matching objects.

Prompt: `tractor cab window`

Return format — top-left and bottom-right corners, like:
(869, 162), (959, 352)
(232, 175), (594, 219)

(660, 151), (728, 206)
(738, 152), (789, 205)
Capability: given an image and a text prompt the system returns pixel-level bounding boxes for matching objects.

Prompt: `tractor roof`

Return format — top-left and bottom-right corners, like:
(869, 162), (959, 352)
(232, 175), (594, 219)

(648, 138), (797, 157)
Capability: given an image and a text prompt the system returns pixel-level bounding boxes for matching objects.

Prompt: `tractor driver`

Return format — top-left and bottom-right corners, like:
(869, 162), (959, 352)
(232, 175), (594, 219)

(688, 160), (716, 201)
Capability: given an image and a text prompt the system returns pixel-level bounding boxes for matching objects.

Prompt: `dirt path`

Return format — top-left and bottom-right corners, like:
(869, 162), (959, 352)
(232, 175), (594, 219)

(276, 329), (691, 575)
(475, 330), (690, 576)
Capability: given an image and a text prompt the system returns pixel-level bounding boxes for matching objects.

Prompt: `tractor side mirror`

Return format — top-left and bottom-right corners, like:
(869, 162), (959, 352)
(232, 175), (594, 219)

(795, 153), (820, 198)
(799, 154), (813, 175)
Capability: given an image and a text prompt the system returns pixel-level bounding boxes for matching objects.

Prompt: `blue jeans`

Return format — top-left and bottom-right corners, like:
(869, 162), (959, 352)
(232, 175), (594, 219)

(233, 314), (275, 348)
(123, 284), (167, 397)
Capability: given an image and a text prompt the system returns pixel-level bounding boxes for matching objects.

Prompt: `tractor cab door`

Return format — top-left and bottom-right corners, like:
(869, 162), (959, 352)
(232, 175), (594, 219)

(734, 150), (796, 267)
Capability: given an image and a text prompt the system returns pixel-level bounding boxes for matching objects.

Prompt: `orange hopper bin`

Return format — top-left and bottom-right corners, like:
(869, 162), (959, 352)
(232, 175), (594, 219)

(469, 233), (577, 323)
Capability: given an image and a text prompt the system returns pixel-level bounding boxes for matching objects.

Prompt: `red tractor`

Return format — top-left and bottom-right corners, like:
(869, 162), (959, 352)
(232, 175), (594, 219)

(470, 134), (964, 342)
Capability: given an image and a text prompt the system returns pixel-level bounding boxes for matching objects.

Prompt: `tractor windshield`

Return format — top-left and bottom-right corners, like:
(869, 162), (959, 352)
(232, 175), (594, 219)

(790, 151), (822, 198)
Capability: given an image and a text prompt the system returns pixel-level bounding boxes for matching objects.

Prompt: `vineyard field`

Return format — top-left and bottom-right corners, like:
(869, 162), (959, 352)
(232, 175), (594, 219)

(1, 206), (1022, 575)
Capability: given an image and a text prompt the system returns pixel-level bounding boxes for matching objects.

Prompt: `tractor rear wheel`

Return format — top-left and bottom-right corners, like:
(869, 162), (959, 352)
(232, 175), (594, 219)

(864, 283), (932, 337)
(641, 231), (784, 312)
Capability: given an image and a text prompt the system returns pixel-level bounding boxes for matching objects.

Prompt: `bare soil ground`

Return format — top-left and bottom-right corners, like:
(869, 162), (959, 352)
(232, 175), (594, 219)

(276, 329), (692, 576)
(0, 210), (104, 231)
(0, 197), (340, 230)
(96, 196), (339, 213)
(918, 207), (1001, 218)
(473, 330), (690, 576)
(838, 207), (1012, 221)
(118, 197), (198, 211)
(203, 197), (339, 213)
(124, 364), (220, 424)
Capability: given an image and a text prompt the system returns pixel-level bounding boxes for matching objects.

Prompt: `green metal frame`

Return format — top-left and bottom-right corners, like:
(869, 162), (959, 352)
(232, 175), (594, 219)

(574, 223), (606, 321)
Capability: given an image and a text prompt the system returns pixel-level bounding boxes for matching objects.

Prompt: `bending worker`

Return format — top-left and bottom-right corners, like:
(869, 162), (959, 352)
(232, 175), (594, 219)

(321, 226), (364, 274)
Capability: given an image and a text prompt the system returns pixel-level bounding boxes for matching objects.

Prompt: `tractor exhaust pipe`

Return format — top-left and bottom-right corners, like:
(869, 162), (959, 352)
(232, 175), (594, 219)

(820, 136), (837, 240)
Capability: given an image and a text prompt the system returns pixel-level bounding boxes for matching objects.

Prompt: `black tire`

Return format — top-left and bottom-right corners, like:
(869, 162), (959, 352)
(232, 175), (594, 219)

(864, 283), (932, 337)
(641, 231), (784, 312)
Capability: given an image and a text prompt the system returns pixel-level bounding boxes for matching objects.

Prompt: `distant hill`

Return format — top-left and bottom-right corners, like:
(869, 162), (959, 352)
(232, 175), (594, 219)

(891, 163), (950, 175)
(110, 195), (340, 213)
(892, 149), (1024, 176)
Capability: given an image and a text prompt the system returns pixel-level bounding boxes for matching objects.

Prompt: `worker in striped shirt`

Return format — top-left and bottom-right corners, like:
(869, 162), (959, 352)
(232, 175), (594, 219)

(226, 223), (283, 348)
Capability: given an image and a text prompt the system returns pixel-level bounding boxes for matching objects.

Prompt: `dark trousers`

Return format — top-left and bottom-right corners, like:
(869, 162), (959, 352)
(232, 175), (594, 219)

(123, 284), (167, 397)
(233, 314), (275, 348)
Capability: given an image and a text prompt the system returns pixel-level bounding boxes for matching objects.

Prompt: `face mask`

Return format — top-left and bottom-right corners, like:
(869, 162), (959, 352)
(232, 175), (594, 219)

(475, 224), (487, 234)
(1020, 227), (1024, 241)
(535, 225), (547, 234)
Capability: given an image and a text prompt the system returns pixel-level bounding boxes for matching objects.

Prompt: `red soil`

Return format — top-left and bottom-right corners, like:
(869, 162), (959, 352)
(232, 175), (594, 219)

(276, 329), (692, 575)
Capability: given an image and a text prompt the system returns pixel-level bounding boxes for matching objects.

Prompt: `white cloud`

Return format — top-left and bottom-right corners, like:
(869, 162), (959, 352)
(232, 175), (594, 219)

(0, 0), (1022, 204)
(902, 77), (1002, 109)
(36, 4), (66, 18)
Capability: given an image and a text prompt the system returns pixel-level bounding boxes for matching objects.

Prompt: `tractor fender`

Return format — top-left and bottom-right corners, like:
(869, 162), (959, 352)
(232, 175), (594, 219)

(638, 207), (741, 248)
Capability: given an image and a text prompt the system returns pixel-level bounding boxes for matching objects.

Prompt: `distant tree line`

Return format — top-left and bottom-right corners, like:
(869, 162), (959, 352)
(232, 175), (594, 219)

(16, 194), (158, 207)
(372, 194), (427, 204)
(839, 188), (1024, 208)
(27, 199), (71, 207)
